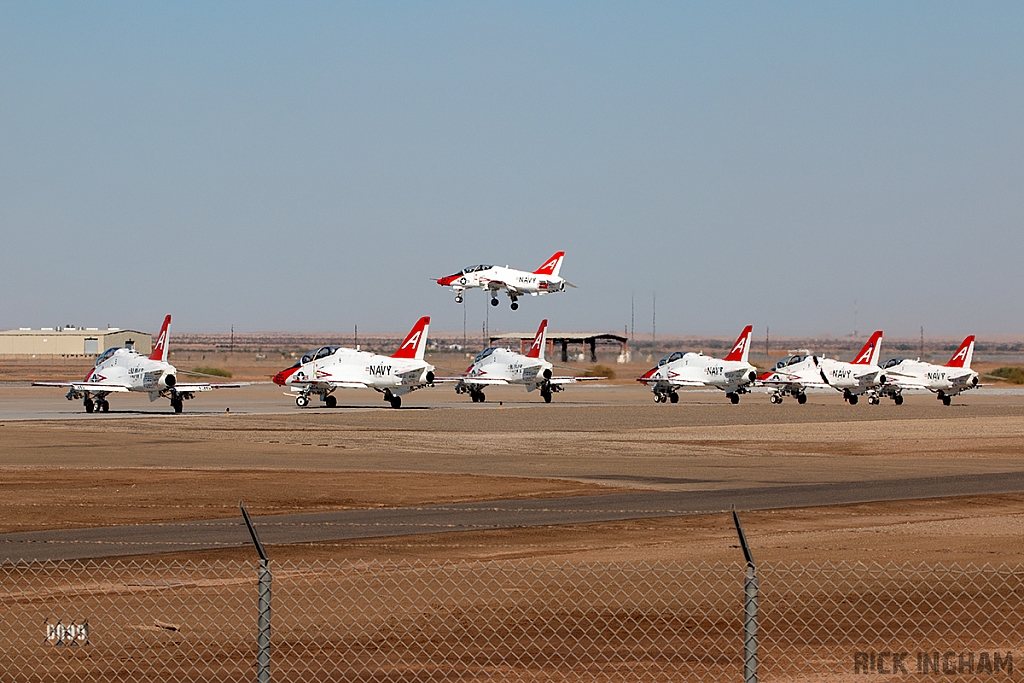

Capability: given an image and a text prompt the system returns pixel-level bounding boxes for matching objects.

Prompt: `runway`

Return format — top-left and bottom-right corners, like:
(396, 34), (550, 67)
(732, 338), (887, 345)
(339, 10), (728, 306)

(6, 470), (1024, 563)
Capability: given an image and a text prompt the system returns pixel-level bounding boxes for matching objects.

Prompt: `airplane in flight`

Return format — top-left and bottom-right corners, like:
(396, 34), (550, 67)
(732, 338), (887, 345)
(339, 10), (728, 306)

(273, 316), (435, 409)
(451, 319), (601, 403)
(435, 251), (574, 309)
(817, 330), (887, 404)
(757, 352), (830, 404)
(879, 335), (979, 405)
(32, 315), (243, 413)
(637, 325), (759, 404)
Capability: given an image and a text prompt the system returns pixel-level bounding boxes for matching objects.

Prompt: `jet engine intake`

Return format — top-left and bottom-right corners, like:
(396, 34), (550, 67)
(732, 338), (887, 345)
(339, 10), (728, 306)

(543, 368), (553, 379)
(164, 373), (176, 388)
(426, 371), (435, 384)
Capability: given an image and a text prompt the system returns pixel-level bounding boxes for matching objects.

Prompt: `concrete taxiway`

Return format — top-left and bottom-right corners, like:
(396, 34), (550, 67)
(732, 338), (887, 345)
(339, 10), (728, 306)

(6, 471), (1024, 563)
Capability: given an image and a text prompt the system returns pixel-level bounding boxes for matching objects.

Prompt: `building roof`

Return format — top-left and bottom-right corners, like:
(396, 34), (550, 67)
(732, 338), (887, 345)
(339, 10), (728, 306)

(489, 331), (627, 343)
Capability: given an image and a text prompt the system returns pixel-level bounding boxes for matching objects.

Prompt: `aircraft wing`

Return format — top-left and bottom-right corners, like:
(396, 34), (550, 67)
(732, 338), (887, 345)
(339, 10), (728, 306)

(173, 382), (250, 392)
(550, 376), (606, 385)
(325, 382), (373, 389)
(755, 372), (829, 391)
(460, 378), (511, 386)
(638, 377), (708, 388)
(484, 279), (521, 294)
(32, 382), (131, 393)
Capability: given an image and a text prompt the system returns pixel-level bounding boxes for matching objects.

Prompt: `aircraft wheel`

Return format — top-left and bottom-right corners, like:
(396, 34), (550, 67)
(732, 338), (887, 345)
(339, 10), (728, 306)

(100, 400), (110, 412)
(942, 395), (952, 406)
(511, 302), (519, 311)
(171, 398), (183, 413)
(478, 392), (485, 403)
(542, 390), (552, 403)
(455, 295), (463, 304)
(669, 392), (679, 404)
(325, 395), (337, 408)
(389, 395), (402, 409)
(84, 398), (94, 413)
(296, 395), (309, 408)
(797, 393), (807, 405)
(490, 298), (499, 307)
(894, 395), (904, 405)
(848, 394), (859, 405)
(728, 392), (740, 405)
(770, 394), (781, 404)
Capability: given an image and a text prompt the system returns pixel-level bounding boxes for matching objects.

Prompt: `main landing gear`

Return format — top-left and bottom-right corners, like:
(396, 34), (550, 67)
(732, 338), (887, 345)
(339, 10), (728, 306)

(455, 294), (464, 304)
(470, 389), (486, 403)
(83, 397), (110, 413)
(383, 390), (402, 409)
(769, 389), (807, 405)
(653, 388), (679, 404)
(938, 391), (952, 406)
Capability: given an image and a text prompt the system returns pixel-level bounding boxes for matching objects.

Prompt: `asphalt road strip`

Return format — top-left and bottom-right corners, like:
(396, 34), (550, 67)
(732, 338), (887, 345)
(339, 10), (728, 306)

(5, 470), (1024, 563)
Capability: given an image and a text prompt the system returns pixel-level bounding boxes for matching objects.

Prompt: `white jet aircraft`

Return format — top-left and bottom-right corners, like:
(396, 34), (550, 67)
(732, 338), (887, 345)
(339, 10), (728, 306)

(436, 251), (574, 309)
(637, 325), (759, 404)
(273, 316), (435, 409)
(32, 315), (243, 413)
(879, 335), (979, 405)
(757, 351), (831, 404)
(817, 330), (887, 404)
(452, 319), (601, 403)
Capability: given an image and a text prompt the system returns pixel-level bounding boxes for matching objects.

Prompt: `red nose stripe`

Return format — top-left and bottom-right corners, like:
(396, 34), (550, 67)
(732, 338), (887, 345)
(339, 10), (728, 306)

(273, 367), (298, 386)
(637, 368), (656, 381)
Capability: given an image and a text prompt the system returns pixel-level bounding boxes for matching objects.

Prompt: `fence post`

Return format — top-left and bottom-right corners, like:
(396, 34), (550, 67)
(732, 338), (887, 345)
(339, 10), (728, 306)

(732, 508), (758, 683)
(242, 501), (272, 683)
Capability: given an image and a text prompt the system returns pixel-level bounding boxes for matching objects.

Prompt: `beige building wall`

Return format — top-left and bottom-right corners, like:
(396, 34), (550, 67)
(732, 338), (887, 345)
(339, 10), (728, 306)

(0, 330), (152, 357)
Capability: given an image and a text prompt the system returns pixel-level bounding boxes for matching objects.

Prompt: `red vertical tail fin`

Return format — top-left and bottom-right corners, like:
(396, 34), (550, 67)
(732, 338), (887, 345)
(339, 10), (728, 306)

(392, 316), (430, 360)
(946, 335), (975, 368)
(723, 325), (753, 363)
(851, 330), (883, 365)
(149, 315), (171, 362)
(526, 319), (548, 359)
(533, 251), (565, 277)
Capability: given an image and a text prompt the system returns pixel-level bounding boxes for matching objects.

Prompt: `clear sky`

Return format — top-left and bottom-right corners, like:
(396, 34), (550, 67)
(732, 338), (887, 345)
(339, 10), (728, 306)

(2, 2), (1022, 338)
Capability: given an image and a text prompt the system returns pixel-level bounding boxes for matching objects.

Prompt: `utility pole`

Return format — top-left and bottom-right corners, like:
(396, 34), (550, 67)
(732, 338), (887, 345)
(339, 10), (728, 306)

(920, 326), (924, 359)
(766, 326), (770, 361)
(354, 324), (358, 350)
(230, 325), (234, 354)
(630, 292), (635, 342)
(652, 291), (656, 346)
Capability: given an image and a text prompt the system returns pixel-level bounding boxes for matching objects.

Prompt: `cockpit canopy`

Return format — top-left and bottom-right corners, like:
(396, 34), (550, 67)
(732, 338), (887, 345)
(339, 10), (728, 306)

(474, 347), (496, 363)
(95, 347), (119, 365)
(450, 264), (493, 277)
(657, 351), (686, 367)
(881, 358), (905, 369)
(300, 346), (340, 365)
(773, 354), (808, 370)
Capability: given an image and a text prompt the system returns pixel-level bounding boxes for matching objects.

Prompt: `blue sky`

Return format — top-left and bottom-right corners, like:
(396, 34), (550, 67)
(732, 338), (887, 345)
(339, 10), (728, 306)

(2, 2), (1022, 337)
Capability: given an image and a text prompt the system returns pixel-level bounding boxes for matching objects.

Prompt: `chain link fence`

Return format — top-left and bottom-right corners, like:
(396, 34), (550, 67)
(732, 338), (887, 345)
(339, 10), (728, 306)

(2, 558), (1023, 682)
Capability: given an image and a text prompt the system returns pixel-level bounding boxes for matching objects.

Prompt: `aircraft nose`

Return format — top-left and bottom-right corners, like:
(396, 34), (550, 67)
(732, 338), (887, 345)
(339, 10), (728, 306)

(273, 367), (297, 386)
(638, 367), (657, 381)
(437, 275), (456, 286)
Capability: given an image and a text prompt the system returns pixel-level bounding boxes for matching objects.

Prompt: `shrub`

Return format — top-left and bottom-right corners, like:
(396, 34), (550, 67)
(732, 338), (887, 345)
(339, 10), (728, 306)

(193, 366), (233, 378)
(583, 364), (616, 380)
(988, 367), (1024, 384)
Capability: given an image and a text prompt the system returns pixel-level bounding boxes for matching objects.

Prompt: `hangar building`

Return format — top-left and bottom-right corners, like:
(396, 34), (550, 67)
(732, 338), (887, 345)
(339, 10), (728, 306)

(0, 328), (153, 357)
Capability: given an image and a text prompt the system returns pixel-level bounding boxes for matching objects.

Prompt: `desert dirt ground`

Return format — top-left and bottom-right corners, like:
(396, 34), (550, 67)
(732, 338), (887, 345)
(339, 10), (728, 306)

(5, 380), (1024, 681)
(2, 380), (1024, 566)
